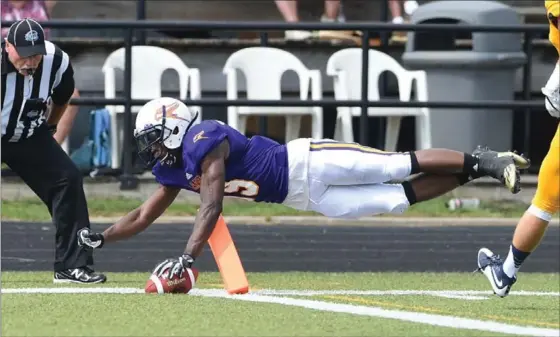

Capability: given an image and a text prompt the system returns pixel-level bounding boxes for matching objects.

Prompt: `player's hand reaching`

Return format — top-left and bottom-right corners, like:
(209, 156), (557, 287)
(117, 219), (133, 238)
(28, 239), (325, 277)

(77, 228), (105, 249)
(152, 254), (195, 279)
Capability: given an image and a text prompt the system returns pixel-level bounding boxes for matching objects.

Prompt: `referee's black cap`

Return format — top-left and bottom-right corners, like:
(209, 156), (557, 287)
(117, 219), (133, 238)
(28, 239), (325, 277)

(6, 18), (46, 58)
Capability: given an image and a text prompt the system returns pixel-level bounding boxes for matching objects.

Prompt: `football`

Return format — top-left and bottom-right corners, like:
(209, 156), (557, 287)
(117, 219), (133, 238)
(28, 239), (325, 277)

(145, 267), (199, 294)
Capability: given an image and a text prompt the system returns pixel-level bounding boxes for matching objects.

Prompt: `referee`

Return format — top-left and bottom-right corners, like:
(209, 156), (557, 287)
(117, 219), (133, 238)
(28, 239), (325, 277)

(1, 18), (106, 284)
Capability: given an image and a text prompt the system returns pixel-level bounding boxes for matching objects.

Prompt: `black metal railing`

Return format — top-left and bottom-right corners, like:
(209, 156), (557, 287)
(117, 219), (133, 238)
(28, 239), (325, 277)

(1, 19), (550, 190)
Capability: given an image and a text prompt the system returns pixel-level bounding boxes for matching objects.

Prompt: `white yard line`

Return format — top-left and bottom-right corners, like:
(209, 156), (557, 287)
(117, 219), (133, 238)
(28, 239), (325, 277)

(2, 287), (559, 337)
(201, 292), (560, 337)
(1, 287), (145, 294)
(432, 294), (489, 300)
(251, 289), (560, 297)
(3, 288), (558, 297)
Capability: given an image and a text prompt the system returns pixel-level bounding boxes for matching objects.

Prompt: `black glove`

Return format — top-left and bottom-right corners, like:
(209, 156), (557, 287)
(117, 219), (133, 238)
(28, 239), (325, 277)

(152, 254), (195, 279)
(77, 228), (105, 249)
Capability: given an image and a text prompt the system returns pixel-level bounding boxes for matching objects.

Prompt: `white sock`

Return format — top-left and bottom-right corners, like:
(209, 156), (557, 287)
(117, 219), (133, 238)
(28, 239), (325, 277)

(392, 16), (404, 24)
(502, 245), (517, 278)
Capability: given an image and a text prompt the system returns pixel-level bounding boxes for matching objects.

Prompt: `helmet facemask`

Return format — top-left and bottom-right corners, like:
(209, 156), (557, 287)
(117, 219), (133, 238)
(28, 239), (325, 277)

(135, 124), (172, 167)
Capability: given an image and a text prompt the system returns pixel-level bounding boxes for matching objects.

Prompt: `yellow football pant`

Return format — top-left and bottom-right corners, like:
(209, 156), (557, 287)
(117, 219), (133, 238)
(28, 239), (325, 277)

(531, 125), (560, 219)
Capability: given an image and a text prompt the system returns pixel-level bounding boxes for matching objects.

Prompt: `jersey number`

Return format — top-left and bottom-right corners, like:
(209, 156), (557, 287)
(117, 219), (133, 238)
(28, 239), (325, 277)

(224, 180), (259, 199)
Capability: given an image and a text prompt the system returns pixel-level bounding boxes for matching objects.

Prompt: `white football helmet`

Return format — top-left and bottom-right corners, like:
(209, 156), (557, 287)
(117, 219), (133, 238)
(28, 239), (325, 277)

(134, 97), (199, 165)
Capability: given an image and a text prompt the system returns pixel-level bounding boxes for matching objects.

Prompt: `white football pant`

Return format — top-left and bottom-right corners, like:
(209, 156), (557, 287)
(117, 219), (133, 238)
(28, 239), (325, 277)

(282, 138), (413, 218)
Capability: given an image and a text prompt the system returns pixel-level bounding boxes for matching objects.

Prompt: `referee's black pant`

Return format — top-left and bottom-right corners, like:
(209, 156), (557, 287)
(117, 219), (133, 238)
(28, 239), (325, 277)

(2, 124), (94, 271)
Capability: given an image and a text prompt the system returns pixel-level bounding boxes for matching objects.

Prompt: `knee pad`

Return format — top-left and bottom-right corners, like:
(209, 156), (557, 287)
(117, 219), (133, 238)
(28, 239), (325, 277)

(380, 184), (410, 215)
(308, 183), (410, 218)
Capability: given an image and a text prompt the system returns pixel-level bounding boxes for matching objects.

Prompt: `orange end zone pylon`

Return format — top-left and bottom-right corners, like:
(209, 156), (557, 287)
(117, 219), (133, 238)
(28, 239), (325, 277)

(207, 215), (250, 294)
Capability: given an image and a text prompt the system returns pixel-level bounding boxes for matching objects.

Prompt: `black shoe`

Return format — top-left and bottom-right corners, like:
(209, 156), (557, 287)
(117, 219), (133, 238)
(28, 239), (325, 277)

(472, 146), (529, 194)
(53, 267), (107, 284)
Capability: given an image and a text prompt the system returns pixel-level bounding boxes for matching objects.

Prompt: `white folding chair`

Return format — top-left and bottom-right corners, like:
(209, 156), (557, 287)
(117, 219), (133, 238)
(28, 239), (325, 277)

(102, 46), (201, 169)
(326, 48), (432, 151)
(223, 47), (323, 141)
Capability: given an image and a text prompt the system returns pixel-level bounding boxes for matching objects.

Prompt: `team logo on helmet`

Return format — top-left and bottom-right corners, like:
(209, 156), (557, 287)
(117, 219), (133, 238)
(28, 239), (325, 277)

(154, 101), (189, 122)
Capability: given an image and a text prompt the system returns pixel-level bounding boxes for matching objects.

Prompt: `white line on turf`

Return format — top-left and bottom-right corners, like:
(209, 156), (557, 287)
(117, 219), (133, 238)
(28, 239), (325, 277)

(2, 288), (558, 297)
(2, 287), (559, 336)
(1, 287), (145, 294)
(251, 289), (560, 297)
(424, 294), (488, 300)
(199, 292), (560, 337)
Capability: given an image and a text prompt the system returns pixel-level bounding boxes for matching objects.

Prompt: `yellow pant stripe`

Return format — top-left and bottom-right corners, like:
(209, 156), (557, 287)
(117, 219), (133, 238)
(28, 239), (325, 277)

(309, 141), (398, 155)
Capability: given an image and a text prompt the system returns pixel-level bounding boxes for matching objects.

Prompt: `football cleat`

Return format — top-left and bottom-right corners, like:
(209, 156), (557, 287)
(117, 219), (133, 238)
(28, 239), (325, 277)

(473, 146), (531, 170)
(472, 146), (530, 194)
(476, 248), (517, 298)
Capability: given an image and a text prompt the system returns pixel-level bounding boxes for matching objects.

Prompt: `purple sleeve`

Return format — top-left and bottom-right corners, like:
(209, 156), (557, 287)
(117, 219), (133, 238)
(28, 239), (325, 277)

(153, 168), (167, 186)
(183, 121), (227, 175)
(152, 162), (180, 188)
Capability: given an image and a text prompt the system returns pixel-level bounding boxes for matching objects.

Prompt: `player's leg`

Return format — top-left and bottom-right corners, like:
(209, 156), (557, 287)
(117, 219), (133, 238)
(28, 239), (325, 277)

(307, 181), (410, 218)
(477, 126), (559, 297)
(307, 171), (473, 218)
(2, 126), (106, 283)
(308, 140), (411, 185)
(508, 128), (559, 269)
(308, 139), (528, 193)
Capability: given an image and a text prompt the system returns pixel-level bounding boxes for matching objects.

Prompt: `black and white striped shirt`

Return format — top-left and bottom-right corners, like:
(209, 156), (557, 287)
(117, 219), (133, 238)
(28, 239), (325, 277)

(1, 40), (74, 142)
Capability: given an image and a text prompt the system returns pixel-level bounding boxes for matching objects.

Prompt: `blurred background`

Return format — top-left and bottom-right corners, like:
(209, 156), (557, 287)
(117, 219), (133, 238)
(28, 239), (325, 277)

(2, 0), (557, 177)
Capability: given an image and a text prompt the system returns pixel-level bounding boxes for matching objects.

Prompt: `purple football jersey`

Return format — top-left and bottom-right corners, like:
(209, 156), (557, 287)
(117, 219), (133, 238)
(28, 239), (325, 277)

(152, 120), (289, 203)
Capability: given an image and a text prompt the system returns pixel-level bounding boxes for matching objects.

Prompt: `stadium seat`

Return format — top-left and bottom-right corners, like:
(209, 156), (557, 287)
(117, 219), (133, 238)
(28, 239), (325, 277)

(102, 46), (201, 170)
(326, 48), (432, 151)
(223, 47), (323, 142)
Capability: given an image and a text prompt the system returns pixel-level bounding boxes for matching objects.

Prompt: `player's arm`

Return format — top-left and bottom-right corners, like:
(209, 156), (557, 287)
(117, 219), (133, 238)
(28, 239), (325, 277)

(183, 139), (230, 259)
(103, 185), (180, 242)
(53, 88), (79, 145)
(77, 185), (180, 248)
(47, 60), (75, 129)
